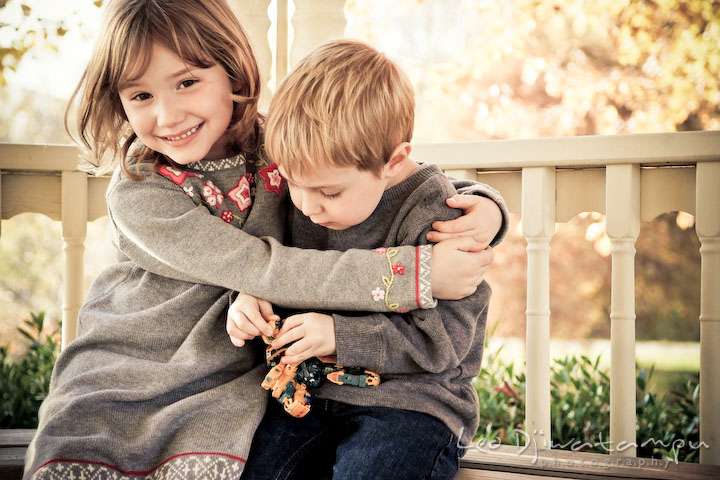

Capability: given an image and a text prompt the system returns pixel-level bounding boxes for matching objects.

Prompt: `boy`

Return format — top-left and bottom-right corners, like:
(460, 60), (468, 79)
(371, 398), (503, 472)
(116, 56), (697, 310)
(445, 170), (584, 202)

(234, 39), (493, 479)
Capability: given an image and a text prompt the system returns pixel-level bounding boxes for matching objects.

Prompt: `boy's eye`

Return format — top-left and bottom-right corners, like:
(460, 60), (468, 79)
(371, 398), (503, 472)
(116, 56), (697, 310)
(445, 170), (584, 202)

(179, 79), (198, 89)
(321, 191), (341, 199)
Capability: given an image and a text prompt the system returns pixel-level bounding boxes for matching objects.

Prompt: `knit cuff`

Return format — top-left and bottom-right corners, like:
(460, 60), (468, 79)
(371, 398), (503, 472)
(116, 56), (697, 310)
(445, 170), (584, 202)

(416, 245), (437, 309)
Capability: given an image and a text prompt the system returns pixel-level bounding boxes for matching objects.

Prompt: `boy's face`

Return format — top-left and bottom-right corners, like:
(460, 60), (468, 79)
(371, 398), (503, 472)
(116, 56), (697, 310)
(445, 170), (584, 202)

(118, 43), (235, 164)
(279, 163), (387, 230)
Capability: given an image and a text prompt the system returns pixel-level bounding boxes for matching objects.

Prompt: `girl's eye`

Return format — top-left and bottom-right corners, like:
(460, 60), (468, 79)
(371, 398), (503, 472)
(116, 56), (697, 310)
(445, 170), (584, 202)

(131, 92), (152, 101)
(321, 191), (341, 200)
(179, 79), (198, 89)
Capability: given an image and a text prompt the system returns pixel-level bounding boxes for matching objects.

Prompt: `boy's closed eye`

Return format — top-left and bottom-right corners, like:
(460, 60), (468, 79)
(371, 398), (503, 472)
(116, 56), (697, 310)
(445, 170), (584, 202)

(320, 190), (341, 199)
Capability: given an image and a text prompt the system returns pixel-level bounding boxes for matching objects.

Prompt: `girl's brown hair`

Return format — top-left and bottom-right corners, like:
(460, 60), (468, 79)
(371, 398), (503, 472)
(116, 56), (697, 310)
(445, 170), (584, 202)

(67, 0), (262, 179)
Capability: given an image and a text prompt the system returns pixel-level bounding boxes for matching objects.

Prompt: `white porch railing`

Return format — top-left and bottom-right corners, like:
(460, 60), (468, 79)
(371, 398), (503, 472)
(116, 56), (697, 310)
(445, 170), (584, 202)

(1, 0), (719, 470)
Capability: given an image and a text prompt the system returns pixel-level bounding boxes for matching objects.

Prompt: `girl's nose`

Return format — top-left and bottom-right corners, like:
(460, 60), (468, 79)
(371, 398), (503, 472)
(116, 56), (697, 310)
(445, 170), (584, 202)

(155, 96), (184, 127)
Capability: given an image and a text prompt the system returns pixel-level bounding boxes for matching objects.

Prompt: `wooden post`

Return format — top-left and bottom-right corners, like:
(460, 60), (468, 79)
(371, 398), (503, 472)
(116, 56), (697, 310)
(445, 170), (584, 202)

(697, 162), (720, 464)
(228, 0), (272, 110)
(606, 164), (640, 457)
(291, 0), (346, 67)
(61, 171), (87, 348)
(522, 166), (555, 450)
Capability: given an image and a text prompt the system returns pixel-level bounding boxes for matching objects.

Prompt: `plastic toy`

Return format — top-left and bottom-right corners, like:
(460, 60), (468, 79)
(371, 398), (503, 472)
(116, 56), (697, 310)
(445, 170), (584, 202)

(261, 319), (380, 417)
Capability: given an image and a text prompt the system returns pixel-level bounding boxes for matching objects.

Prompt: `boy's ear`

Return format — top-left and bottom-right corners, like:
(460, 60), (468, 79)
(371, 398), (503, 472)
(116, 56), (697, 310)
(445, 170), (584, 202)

(384, 142), (412, 178)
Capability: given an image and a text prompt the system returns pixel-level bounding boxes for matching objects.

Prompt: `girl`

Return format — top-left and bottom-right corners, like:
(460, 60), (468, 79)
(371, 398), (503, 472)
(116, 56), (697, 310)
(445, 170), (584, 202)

(25, 0), (508, 478)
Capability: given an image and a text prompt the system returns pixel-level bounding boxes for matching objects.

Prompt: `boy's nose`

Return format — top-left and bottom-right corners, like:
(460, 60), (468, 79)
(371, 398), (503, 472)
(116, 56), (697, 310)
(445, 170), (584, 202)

(299, 192), (322, 217)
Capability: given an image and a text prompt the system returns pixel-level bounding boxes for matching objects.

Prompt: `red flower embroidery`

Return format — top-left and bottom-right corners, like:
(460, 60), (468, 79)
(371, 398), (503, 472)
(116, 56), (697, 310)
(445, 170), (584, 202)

(397, 308), (409, 314)
(202, 180), (224, 208)
(221, 210), (234, 223)
(158, 164), (195, 185)
(375, 247), (388, 255)
(258, 163), (285, 196)
(392, 263), (405, 275)
(228, 176), (252, 212)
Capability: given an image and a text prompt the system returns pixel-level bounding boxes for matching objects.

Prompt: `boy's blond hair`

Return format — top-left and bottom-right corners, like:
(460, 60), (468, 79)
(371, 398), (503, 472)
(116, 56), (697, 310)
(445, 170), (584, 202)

(265, 39), (415, 179)
(67, 0), (262, 178)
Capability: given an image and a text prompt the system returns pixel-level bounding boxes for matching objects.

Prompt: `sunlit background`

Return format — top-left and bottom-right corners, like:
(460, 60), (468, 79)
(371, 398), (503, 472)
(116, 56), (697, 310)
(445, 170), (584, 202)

(1, 0), (718, 393)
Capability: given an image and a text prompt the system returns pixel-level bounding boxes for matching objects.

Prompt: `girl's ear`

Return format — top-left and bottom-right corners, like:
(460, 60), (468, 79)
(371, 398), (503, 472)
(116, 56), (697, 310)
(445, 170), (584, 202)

(383, 142), (412, 178)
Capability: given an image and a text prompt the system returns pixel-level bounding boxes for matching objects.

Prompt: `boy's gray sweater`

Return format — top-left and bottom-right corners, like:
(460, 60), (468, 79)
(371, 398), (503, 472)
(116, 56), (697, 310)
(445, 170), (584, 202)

(290, 163), (489, 445)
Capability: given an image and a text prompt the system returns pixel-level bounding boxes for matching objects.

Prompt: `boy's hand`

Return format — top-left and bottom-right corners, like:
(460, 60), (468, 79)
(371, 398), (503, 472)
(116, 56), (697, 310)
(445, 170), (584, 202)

(271, 312), (336, 365)
(227, 294), (279, 347)
(431, 238), (494, 300)
(427, 195), (502, 250)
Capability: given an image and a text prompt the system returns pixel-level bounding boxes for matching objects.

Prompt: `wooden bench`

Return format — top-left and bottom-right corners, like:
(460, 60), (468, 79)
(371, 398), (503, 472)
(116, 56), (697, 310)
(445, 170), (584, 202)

(3, 429), (719, 479)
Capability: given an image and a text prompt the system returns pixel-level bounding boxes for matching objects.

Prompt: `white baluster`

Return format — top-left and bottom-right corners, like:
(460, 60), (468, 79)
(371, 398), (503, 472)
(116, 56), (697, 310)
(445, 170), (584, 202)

(61, 171), (87, 348)
(0, 170), (3, 237)
(606, 164), (640, 457)
(522, 167), (555, 450)
(228, 0), (272, 110)
(291, 0), (346, 67)
(697, 161), (720, 464)
(275, 0), (289, 83)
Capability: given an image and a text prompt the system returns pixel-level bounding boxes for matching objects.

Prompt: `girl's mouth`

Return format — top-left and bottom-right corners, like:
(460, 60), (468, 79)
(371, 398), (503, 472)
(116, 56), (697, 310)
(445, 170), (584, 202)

(163, 123), (202, 141)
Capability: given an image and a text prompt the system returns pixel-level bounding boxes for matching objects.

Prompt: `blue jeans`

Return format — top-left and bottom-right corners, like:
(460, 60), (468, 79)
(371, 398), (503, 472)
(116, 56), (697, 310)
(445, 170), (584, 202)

(241, 399), (460, 480)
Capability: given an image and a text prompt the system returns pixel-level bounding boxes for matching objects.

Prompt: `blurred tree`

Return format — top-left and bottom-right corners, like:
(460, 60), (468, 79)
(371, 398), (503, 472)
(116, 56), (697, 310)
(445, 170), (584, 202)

(347, 0), (720, 141)
(347, 0), (711, 342)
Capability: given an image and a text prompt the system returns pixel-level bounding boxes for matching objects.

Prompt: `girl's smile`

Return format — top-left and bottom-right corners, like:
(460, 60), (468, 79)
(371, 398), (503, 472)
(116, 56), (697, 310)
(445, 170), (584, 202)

(118, 43), (235, 164)
(162, 123), (202, 142)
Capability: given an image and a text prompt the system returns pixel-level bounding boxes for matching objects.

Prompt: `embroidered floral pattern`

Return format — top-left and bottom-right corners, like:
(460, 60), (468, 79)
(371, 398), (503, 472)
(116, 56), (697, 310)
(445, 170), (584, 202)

(371, 287), (385, 302)
(182, 185), (194, 197)
(221, 210), (234, 223)
(377, 247), (401, 311)
(258, 163), (285, 196)
(228, 175), (253, 212)
(202, 181), (224, 208)
(158, 164), (195, 185)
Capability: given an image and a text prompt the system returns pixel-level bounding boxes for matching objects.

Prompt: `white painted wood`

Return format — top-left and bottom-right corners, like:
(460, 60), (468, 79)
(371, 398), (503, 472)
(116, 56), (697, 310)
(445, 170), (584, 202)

(290, 0), (346, 67)
(445, 169), (477, 181)
(522, 167), (555, 450)
(696, 162), (720, 465)
(606, 164), (640, 457)
(61, 171), (88, 348)
(414, 130), (720, 170)
(275, 0), (289, 84)
(228, 0), (272, 110)
(556, 169), (605, 221)
(476, 171), (522, 216)
(640, 167), (696, 221)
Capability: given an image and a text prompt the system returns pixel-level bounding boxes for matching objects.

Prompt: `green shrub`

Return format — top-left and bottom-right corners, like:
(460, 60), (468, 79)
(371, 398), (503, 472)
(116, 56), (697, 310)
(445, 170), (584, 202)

(474, 348), (701, 462)
(1, 312), (59, 428)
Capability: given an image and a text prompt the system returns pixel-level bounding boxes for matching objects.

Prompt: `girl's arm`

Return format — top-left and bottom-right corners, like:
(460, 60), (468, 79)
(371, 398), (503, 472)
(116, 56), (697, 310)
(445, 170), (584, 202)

(106, 167), (487, 312)
(436, 178), (509, 248)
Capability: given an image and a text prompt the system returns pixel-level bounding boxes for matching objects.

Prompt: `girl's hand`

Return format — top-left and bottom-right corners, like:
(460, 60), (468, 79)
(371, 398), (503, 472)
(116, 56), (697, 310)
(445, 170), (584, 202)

(227, 294), (279, 347)
(427, 195), (502, 250)
(431, 238), (494, 300)
(271, 312), (336, 365)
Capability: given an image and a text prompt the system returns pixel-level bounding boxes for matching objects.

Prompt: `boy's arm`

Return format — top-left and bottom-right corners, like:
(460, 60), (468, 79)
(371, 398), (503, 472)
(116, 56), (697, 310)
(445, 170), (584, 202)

(332, 287), (489, 374)
(106, 168), (431, 312)
(329, 173), (493, 373)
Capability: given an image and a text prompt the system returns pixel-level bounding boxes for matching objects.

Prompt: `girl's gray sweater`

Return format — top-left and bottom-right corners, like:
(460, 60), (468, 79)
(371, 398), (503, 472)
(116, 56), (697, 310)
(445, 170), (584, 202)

(25, 149), (507, 478)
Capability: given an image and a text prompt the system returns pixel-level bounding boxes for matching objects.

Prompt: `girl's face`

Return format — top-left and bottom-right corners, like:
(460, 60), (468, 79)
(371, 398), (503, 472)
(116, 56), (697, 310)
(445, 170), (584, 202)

(119, 43), (235, 164)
